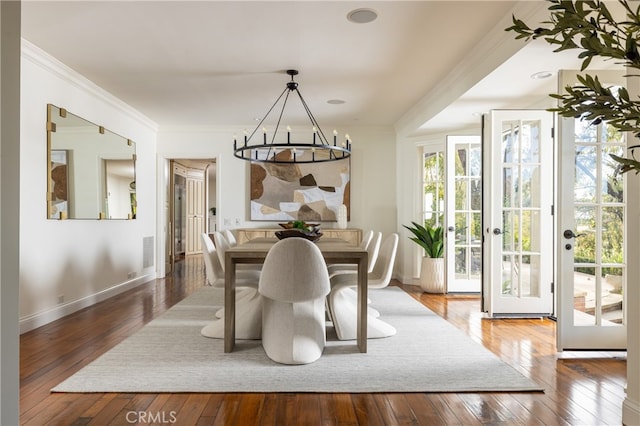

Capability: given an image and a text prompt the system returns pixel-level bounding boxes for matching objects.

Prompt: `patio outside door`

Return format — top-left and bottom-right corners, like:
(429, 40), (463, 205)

(483, 110), (554, 316)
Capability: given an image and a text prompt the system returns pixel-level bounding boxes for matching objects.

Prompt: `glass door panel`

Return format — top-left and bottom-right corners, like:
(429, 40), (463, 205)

(446, 136), (482, 292)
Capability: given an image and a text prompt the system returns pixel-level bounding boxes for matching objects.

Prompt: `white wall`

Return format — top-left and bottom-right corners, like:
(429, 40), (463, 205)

(19, 41), (158, 332)
(156, 125), (397, 276)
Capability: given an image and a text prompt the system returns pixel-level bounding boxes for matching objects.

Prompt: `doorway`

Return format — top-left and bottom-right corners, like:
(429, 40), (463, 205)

(166, 159), (216, 274)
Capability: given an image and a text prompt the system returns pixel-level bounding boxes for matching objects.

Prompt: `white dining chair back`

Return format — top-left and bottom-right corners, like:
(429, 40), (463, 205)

(367, 233), (398, 289)
(366, 231), (382, 274)
(259, 238), (331, 364)
(360, 229), (374, 250)
(223, 229), (237, 247)
(201, 233), (224, 287)
(212, 231), (231, 272)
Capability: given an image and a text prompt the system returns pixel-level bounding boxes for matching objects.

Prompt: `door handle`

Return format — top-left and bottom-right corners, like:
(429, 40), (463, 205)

(563, 229), (584, 239)
(448, 226), (455, 232)
(493, 228), (502, 235)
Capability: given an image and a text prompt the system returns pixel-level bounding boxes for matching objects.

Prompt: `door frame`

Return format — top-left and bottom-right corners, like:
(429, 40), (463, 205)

(156, 155), (219, 277)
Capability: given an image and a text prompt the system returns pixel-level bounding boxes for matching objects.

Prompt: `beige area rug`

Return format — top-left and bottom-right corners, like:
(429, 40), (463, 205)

(52, 286), (543, 393)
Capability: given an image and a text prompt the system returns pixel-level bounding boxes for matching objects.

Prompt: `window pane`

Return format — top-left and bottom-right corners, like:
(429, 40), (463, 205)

(575, 206), (596, 264)
(470, 178), (482, 210)
(521, 254), (540, 297)
(575, 145), (597, 203)
(455, 212), (467, 244)
(469, 146), (481, 176)
(602, 145), (624, 203)
(455, 178), (467, 210)
(522, 120), (540, 163)
(574, 267), (596, 326)
(521, 166), (540, 208)
(602, 206), (623, 264)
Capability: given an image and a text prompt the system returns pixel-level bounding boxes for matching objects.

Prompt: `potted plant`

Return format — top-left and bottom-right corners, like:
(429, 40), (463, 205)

(403, 221), (445, 293)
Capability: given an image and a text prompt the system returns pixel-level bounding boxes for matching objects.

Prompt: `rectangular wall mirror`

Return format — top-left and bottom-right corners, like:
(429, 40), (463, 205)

(47, 104), (137, 220)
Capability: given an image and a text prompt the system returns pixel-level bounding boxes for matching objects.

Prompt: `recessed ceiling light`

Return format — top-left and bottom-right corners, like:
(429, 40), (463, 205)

(327, 99), (346, 105)
(347, 8), (378, 24)
(531, 71), (553, 80)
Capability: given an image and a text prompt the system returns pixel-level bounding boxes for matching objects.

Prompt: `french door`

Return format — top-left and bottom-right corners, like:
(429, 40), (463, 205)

(557, 116), (627, 350)
(483, 110), (554, 316)
(446, 136), (482, 292)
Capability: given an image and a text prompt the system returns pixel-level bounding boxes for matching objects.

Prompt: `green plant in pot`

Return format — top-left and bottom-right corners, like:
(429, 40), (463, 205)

(403, 221), (445, 293)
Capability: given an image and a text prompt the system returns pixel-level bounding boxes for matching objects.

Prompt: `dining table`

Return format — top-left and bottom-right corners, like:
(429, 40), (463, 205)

(224, 236), (369, 353)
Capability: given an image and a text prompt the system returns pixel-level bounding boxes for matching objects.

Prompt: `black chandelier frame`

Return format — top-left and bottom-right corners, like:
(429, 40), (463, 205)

(233, 70), (351, 164)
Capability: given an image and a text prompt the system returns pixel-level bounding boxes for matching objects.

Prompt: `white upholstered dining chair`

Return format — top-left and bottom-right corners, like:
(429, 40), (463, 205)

(328, 230), (381, 278)
(213, 231), (261, 273)
(223, 229), (237, 247)
(258, 238), (331, 364)
(327, 232), (399, 341)
(200, 233), (262, 340)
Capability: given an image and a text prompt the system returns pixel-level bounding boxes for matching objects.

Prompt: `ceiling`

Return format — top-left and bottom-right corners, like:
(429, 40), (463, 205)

(20, 1), (622, 137)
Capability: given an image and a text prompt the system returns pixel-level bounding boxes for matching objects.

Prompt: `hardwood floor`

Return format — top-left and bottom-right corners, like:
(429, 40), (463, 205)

(20, 255), (627, 425)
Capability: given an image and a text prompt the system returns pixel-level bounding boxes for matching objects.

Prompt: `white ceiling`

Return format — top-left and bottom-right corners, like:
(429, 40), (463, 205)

(20, 1), (622, 137)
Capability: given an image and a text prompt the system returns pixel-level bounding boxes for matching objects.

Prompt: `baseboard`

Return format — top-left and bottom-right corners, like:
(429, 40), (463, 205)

(19, 273), (155, 334)
(623, 397), (640, 426)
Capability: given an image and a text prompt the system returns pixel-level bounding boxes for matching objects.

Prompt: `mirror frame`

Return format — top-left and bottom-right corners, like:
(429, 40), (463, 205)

(47, 104), (137, 220)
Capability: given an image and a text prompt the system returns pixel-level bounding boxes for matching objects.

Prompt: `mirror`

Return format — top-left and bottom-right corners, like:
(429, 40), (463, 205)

(47, 104), (137, 219)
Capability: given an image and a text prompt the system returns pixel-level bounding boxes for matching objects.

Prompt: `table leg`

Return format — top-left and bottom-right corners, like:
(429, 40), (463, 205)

(224, 256), (236, 353)
(357, 254), (368, 353)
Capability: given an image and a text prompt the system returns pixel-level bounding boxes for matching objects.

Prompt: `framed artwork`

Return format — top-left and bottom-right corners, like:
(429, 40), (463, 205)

(49, 149), (69, 219)
(250, 155), (350, 222)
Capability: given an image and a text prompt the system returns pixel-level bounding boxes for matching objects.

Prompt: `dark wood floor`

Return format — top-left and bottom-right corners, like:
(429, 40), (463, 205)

(20, 255), (627, 425)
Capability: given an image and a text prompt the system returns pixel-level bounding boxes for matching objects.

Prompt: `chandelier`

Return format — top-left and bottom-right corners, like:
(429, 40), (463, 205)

(233, 70), (351, 164)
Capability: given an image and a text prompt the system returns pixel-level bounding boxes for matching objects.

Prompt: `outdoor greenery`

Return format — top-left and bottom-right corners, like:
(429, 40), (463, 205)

(506, 0), (640, 173)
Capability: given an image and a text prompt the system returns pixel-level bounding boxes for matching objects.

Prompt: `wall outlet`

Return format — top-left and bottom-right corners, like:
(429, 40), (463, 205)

(57, 294), (64, 304)
(127, 271), (137, 279)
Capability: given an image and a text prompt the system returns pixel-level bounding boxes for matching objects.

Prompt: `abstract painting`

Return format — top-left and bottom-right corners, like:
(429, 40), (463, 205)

(250, 150), (350, 222)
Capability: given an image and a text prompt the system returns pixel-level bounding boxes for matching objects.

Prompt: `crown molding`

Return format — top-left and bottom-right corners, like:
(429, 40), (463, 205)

(394, 1), (548, 138)
(21, 39), (158, 132)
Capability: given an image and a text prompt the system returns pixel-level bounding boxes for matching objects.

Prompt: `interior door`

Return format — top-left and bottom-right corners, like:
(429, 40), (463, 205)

(186, 174), (205, 255)
(483, 110), (554, 316)
(446, 135), (482, 292)
(557, 116), (627, 350)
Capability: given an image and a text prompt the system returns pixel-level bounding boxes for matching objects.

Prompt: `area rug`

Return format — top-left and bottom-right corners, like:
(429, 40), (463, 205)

(52, 286), (543, 393)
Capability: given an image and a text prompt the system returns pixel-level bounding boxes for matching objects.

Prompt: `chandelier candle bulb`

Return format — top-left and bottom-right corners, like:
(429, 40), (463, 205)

(333, 129), (337, 145)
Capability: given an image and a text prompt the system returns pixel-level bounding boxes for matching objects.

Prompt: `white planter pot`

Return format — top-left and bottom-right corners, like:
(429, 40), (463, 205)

(419, 257), (445, 293)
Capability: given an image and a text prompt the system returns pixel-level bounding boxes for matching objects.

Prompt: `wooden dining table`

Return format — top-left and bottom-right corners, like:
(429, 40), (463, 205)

(224, 237), (369, 353)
